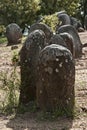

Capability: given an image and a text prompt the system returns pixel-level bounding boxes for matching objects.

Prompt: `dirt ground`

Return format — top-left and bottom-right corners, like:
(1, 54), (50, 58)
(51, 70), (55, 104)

(0, 31), (87, 130)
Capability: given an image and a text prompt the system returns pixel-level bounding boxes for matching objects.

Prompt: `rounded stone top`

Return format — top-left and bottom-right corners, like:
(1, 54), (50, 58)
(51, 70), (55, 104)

(39, 44), (72, 63)
(49, 34), (67, 48)
(25, 29), (46, 50)
(6, 23), (22, 45)
(57, 10), (66, 17)
(60, 32), (73, 39)
(29, 23), (53, 43)
(6, 23), (21, 33)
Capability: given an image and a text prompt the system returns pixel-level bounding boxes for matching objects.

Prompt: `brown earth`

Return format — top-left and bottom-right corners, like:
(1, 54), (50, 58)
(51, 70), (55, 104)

(0, 31), (87, 130)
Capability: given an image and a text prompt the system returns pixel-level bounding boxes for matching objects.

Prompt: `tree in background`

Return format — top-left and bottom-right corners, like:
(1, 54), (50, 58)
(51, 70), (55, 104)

(0, 0), (83, 32)
(17, 0), (41, 27)
(0, 0), (41, 28)
(39, 0), (80, 16)
(75, 0), (87, 28)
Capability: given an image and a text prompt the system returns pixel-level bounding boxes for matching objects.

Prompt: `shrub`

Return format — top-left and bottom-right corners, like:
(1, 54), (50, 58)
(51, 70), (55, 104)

(0, 36), (7, 44)
(42, 13), (59, 32)
(0, 25), (6, 36)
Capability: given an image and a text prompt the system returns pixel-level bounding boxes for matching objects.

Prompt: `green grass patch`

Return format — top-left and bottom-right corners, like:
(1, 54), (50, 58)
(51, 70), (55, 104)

(0, 36), (7, 44)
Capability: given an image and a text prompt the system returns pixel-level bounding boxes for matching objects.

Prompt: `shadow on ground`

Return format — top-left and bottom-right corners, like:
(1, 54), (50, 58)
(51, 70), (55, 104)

(6, 110), (74, 130)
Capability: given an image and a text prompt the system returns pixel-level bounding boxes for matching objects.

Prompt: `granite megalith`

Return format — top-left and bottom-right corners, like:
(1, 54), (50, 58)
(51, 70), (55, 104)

(60, 32), (75, 58)
(6, 23), (22, 46)
(19, 29), (46, 104)
(36, 44), (75, 115)
(49, 34), (67, 48)
(58, 25), (82, 58)
(29, 23), (53, 44)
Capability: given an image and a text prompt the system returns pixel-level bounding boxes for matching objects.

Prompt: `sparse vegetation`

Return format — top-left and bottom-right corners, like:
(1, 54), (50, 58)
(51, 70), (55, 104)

(42, 13), (58, 32)
(0, 63), (20, 114)
(0, 36), (7, 44)
(11, 51), (19, 66)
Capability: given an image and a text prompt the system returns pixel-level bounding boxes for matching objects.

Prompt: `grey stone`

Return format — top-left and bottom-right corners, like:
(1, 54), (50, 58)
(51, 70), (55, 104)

(29, 23), (53, 44)
(56, 13), (71, 32)
(19, 29), (46, 104)
(58, 13), (71, 25)
(60, 32), (75, 57)
(70, 17), (83, 32)
(58, 25), (82, 58)
(49, 34), (67, 48)
(6, 23), (22, 46)
(57, 10), (66, 17)
(37, 44), (75, 114)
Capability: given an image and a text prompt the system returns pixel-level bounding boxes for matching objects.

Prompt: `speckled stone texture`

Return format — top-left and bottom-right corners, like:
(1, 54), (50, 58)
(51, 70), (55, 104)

(49, 34), (67, 48)
(6, 23), (22, 45)
(29, 23), (53, 44)
(58, 13), (71, 25)
(19, 30), (46, 104)
(60, 32), (75, 58)
(57, 25), (82, 58)
(49, 33), (75, 58)
(37, 44), (75, 114)
(70, 17), (83, 31)
(56, 13), (71, 32)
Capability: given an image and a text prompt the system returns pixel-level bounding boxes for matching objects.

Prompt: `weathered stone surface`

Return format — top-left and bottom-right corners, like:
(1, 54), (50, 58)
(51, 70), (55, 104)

(6, 23), (22, 45)
(58, 25), (82, 58)
(56, 13), (71, 32)
(70, 17), (82, 30)
(37, 44), (75, 114)
(19, 30), (46, 104)
(57, 10), (66, 16)
(60, 32), (75, 57)
(49, 34), (67, 48)
(56, 12), (83, 32)
(29, 23), (53, 44)
(58, 13), (71, 25)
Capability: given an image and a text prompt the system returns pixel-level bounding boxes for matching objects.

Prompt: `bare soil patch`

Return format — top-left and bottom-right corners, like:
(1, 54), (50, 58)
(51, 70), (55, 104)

(0, 32), (87, 130)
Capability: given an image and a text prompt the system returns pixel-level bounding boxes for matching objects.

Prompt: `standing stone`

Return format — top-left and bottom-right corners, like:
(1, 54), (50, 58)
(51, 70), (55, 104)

(37, 44), (75, 115)
(58, 25), (82, 58)
(60, 32), (75, 58)
(29, 23), (53, 44)
(56, 13), (71, 33)
(49, 33), (75, 58)
(70, 17), (83, 31)
(19, 30), (46, 104)
(49, 34), (67, 48)
(6, 23), (22, 46)
(57, 10), (66, 16)
(58, 13), (71, 25)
